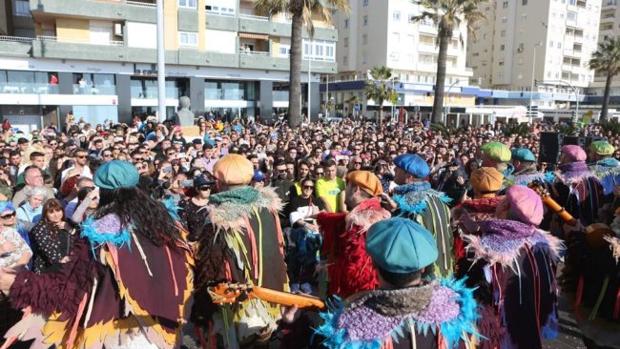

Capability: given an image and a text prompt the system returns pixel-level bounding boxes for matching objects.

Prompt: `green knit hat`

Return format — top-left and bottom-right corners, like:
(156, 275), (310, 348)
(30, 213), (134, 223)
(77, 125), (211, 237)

(94, 160), (139, 190)
(590, 140), (615, 156)
(481, 142), (511, 162)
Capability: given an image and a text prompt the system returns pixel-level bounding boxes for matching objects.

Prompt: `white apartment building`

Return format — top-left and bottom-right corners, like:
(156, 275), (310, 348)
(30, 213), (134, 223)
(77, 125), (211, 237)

(468, 0), (602, 108)
(588, 0), (620, 99)
(334, 0), (472, 87)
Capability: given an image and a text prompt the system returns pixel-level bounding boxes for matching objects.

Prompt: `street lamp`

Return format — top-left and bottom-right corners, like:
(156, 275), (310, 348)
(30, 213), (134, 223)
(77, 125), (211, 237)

(445, 79), (462, 119)
(529, 41), (543, 118)
(156, 0), (166, 122)
(389, 76), (399, 123)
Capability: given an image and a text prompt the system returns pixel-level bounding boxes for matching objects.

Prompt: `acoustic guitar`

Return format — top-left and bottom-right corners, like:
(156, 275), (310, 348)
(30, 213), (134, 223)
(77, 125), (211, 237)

(208, 283), (326, 310)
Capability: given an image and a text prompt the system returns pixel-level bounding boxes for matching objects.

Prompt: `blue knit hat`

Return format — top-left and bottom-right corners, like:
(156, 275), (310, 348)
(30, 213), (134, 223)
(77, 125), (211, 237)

(393, 154), (430, 178)
(366, 217), (438, 274)
(94, 160), (140, 190)
(512, 148), (536, 162)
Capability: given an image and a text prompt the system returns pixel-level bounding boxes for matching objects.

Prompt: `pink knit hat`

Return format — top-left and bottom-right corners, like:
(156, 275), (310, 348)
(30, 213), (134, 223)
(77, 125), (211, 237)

(561, 145), (587, 162)
(504, 185), (544, 226)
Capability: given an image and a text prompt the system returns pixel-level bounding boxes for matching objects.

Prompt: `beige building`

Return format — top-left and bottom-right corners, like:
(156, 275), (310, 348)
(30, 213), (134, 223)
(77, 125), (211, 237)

(0, 0), (337, 127)
(468, 0), (602, 109)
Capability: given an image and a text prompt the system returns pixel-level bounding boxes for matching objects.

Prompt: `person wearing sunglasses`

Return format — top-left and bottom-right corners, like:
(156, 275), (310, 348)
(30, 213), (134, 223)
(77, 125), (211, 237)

(284, 178), (326, 294)
(178, 174), (213, 242)
(59, 148), (92, 186)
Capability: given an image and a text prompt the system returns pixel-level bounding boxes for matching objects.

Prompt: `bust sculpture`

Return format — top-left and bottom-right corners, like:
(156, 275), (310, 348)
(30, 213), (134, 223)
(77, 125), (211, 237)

(176, 96), (195, 126)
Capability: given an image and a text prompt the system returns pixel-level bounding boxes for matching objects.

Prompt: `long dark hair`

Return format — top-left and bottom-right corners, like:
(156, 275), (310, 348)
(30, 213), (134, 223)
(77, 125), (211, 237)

(95, 187), (180, 247)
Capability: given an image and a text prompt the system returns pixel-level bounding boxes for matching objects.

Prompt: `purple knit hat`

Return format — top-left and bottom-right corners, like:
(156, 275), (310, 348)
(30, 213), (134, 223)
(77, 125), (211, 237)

(561, 145), (587, 162)
(503, 185), (543, 226)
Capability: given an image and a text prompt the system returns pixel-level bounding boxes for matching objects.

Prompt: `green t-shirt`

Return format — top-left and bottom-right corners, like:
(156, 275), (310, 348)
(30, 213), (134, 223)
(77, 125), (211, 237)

(316, 177), (345, 212)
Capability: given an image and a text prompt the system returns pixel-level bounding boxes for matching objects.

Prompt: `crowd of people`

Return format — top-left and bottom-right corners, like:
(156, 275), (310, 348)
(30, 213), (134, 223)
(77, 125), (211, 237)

(0, 114), (618, 349)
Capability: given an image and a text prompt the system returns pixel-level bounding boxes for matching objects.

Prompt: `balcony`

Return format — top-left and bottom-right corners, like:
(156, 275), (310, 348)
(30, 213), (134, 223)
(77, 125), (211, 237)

(0, 36), (33, 57)
(72, 84), (116, 95)
(29, 0), (156, 23)
(0, 82), (58, 94)
(206, 11), (337, 41)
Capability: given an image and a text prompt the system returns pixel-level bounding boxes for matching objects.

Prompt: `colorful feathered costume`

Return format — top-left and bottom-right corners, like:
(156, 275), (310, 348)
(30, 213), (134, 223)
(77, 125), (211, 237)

(460, 219), (563, 349)
(451, 196), (504, 265)
(591, 157), (620, 198)
(392, 182), (453, 277)
(193, 185), (288, 348)
(553, 161), (604, 227)
(317, 197), (391, 298)
(3, 213), (194, 349)
(315, 278), (479, 349)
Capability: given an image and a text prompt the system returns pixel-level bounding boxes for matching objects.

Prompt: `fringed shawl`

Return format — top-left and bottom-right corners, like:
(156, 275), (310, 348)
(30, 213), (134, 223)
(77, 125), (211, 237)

(556, 161), (596, 185)
(509, 171), (556, 187)
(315, 278), (479, 349)
(208, 186), (283, 231)
(462, 219), (563, 271)
(393, 182), (452, 215)
(591, 158), (620, 196)
(345, 197), (391, 232)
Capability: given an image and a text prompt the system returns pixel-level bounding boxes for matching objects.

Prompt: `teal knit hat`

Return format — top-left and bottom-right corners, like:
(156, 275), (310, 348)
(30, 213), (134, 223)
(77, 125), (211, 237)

(366, 217), (438, 274)
(511, 148), (536, 162)
(94, 160), (139, 190)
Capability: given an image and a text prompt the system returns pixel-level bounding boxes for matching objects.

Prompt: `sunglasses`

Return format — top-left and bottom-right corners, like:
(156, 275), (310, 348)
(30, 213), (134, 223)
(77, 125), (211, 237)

(303, 185), (314, 189)
(0, 212), (16, 219)
(76, 155), (88, 159)
(103, 153), (112, 157)
(198, 186), (211, 191)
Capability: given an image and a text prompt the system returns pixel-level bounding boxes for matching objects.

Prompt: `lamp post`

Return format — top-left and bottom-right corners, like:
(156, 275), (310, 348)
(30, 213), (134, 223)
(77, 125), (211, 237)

(389, 76), (398, 123)
(529, 42), (543, 118)
(156, 0), (166, 122)
(445, 79), (462, 120)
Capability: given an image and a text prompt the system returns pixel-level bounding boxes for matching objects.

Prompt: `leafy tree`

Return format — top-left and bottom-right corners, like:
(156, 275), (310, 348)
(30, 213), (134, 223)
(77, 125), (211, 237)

(412, 0), (486, 124)
(365, 66), (398, 125)
(256, 0), (350, 127)
(589, 37), (620, 122)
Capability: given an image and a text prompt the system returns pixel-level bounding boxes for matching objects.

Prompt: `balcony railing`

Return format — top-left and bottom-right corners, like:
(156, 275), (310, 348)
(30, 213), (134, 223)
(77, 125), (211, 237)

(37, 36), (124, 46)
(126, 0), (156, 7)
(73, 84), (117, 95)
(206, 9), (235, 16)
(0, 82), (59, 94)
(240, 50), (270, 56)
(239, 13), (269, 21)
(0, 35), (34, 43)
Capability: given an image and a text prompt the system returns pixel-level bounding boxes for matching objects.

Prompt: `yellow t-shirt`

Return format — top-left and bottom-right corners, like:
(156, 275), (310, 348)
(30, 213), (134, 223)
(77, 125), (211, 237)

(316, 177), (345, 212)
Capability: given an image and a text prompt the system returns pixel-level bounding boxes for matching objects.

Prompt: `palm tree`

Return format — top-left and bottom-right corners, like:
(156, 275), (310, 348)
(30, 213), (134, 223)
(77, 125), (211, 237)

(412, 0), (485, 124)
(589, 37), (620, 122)
(365, 66), (398, 126)
(255, 0), (349, 128)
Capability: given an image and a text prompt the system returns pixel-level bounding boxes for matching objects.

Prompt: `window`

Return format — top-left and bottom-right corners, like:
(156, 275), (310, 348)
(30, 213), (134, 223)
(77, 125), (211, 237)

(393, 11), (401, 22)
(303, 40), (336, 61)
(343, 37), (348, 47)
(362, 34), (368, 45)
(363, 15), (368, 26)
(503, 1), (508, 8)
(567, 11), (577, 21)
(178, 0), (197, 9)
(13, 0), (30, 17)
(500, 44), (505, 51)
(569, 0), (576, 5)
(501, 30), (506, 37)
(344, 19), (349, 28)
(499, 61), (504, 66)
(279, 46), (290, 56)
(363, 0), (369, 6)
(178, 32), (198, 47)
(522, 0), (528, 4)
(392, 32), (400, 44)
(343, 55), (348, 65)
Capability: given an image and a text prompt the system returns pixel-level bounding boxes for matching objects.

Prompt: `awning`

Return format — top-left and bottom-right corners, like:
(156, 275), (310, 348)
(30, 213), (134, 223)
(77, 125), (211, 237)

(239, 33), (269, 40)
